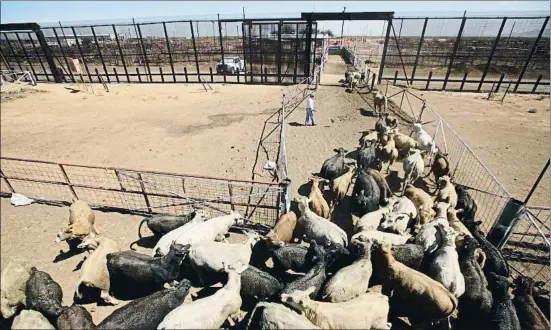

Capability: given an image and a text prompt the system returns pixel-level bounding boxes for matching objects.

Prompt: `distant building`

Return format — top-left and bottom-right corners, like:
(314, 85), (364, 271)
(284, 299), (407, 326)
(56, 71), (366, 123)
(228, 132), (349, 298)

(44, 33), (115, 46)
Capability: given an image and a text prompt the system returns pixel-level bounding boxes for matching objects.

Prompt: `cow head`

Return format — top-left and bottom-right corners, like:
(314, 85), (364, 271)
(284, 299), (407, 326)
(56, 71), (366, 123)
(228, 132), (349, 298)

(55, 223), (91, 243)
(281, 287), (316, 311)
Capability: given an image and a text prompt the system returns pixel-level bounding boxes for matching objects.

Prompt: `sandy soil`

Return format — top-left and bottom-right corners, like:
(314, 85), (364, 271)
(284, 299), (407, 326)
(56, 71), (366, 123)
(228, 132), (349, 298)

(408, 90), (550, 207)
(1, 83), (285, 182)
(1, 54), (548, 325)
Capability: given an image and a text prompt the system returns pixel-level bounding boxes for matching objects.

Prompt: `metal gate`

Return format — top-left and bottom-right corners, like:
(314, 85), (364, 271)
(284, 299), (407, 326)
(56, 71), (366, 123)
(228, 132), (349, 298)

(243, 20), (315, 84)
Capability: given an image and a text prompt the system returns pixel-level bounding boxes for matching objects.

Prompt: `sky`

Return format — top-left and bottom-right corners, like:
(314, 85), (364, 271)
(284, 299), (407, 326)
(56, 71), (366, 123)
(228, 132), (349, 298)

(1, 1), (549, 37)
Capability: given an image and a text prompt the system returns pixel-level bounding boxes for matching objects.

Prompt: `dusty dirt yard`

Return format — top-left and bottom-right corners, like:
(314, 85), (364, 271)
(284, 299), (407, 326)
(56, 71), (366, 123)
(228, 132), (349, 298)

(1, 83), (285, 181)
(0, 54), (548, 325)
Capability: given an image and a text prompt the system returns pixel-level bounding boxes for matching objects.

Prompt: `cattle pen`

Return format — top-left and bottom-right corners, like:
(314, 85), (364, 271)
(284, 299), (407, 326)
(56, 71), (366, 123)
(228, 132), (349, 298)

(0, 9), (549, 310)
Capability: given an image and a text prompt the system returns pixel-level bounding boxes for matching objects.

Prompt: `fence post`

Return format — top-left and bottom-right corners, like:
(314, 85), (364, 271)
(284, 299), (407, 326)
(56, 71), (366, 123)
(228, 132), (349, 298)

(378, 17), (393, 83)
(293, 24), (299, 84)
(34, 27), (63, 83)
(217, 15), (226, 83)
(14, 33), (38, 81)
(2, 32), (23, 72)
(514, 16), (549, 93)
(277, 20), (283, 83)
(487, 198), (526, 249)
(136, 24), (152, 82)
(531, 74), (543, 94)
(91, 26), (110, 83)
(524, 159), (550, 205)
(27, 31), (50, 82)
(190, 21), (201, 82)
(51, 28), (72, 82)
(112, 25), (130, 83)
(71, 26), (93, 83)
(478, 17), (507, 92)
(443, 16), (467, 90)
(163, 22), (177, 83)
(242, 21), (248, 83)
(411, 17), (428, 85)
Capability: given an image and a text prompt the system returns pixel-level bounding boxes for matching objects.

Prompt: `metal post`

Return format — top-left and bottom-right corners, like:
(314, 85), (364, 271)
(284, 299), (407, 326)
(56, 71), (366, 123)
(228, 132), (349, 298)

(2, 33), (24, 71)
(190, 21), (201, 82)
(241, 21), (247, 83)
(259, 24), (264, 82)
(442, 16), (467, 90)
(390, 21), (409, 85)
(248, 22), (253, 82)
(162, 22), (176, 82)
(426, 71), (432, 89)
(495, 73), (505, 91)
(460, 72), (468, 91)
(112, 25), (130, 83)
(26, 32), (49, 81)
(340, 6), (346, 48)
(478, 18), (507, 91)
(277, 20), (282, 83)
(136, 24), (152, 82)
(411, 18), (428, 85)
(51, 28), (71, 82)
(487, 198), (526, 249)
(305, 19), (313, 78)
(293, 24), (299, 84)
(70, 26), (92, 83)
(14, 33), (38, 81)
(217, 14), (226, 83)
(34, 27), (62, 83)
(524, 159), (550, 205)
(514, 16), (549, 93)
(532, 74), (543, 93)
(378, 17), (393, 83)
(91, 26), (110, 83)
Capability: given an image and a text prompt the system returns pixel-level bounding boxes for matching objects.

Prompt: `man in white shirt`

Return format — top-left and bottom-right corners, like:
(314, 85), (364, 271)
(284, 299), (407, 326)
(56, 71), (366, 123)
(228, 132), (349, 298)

(305, 94), (316, 126)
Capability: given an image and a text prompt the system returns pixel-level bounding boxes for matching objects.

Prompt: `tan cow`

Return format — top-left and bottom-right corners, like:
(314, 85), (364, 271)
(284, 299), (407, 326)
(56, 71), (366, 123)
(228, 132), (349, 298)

(56, 199), (99, 244)
(75, 233), (120, 305)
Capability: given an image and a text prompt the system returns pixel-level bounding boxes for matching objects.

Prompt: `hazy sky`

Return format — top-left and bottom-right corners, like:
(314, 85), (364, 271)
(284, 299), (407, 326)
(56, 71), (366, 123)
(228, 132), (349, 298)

(1, 1), (549, 37)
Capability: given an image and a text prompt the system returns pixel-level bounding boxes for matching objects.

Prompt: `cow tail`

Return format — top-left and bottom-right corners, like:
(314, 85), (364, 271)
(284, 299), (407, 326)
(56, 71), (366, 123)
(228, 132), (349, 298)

(137, 218), (149, 239)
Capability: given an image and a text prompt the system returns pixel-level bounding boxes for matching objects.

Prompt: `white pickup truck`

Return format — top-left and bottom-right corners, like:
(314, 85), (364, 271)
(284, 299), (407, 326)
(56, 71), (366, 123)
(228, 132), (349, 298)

(215, 57), (245, 74)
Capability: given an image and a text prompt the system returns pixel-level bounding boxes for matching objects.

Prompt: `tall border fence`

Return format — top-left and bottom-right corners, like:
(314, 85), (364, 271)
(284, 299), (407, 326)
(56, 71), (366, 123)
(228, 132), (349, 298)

(346, 46), (549, 288)
(0, 18), (318, 86)
(377, 15), (550, 94)
(2, 13), (548, 93)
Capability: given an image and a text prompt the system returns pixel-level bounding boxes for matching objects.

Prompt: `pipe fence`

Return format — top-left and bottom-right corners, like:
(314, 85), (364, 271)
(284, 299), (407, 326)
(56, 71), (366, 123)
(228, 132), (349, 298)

(345, 46), (550, 288)
(0, 157), (284, 229)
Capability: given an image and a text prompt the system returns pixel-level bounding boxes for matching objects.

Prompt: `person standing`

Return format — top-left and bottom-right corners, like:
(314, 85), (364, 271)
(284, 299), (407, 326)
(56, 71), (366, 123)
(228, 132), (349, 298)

(305, 94), (316, 126)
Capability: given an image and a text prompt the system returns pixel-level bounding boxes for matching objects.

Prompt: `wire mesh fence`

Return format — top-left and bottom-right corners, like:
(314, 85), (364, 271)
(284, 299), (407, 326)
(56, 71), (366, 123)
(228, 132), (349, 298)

(0, 157), (284, 228)
(345, 46), (550, 286)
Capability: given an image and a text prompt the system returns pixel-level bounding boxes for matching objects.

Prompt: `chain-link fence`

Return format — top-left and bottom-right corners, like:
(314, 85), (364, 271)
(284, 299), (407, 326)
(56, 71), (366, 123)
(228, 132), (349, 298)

(345, 46), (550, 288)
(0, 157), (284, 229)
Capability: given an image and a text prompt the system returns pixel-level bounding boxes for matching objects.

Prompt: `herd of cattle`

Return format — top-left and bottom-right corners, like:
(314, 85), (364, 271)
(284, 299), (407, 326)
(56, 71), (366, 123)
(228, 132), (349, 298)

(1, 88), (550, 330)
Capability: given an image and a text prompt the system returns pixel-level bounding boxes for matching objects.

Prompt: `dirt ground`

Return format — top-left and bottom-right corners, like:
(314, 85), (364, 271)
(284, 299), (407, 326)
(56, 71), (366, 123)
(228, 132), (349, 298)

(0, 54), (548, 325)
(408, 90), (550, 207)
(1, 83), (285, 181)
